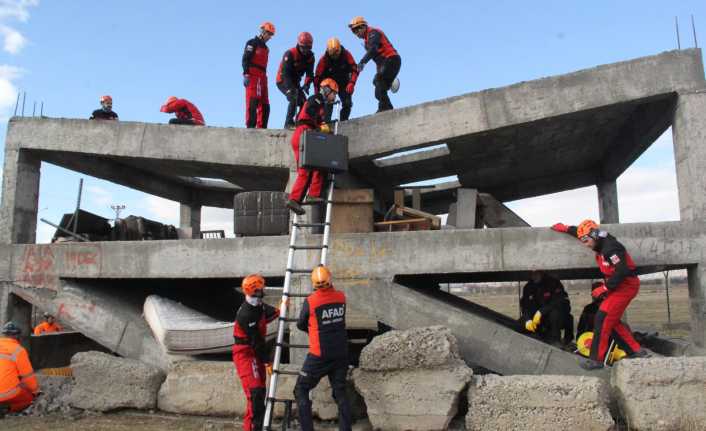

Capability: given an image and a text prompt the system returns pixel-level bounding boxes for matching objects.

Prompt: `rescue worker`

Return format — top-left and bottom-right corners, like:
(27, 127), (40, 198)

(314, 37), (358, 122)
(89, 95), (118, 120)
(348, 16), (401, 112)
(243, 22), (275, 129)
(294, 266), (352, 431)
(0, 322), (39, 415)
(551, 219), (650, 369)
(285, 78), (339, 215)
(159, 96), (205, 126)
(232, 274), (279, 431)
(33, 312), (62, 336)
(520, 270), (574, 346)
(276, 32), (315, 129)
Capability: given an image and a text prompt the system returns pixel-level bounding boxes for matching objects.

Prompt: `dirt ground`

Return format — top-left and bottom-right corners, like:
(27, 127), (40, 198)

(462, 283), (691, 338)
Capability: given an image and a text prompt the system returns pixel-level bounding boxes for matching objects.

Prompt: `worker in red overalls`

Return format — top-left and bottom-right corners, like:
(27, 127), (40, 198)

(285, 78), (338, 215)
(232, 274), (279, 431)
(552, 219), (650, 369)
(348, 16), (401, 112)
(314, 37), (358, 122)
(276, 32), (315, 129)
(243, 22), (275, 129)
(160, 96), (205, 126)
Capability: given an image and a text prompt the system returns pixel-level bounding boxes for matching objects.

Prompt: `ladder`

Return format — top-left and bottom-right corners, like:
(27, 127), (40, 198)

(263, 173), (337, 431)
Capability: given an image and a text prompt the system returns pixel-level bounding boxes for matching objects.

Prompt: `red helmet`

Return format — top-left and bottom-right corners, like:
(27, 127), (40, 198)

(100, 95), (112, 104)
(242, 274), (265, 296)
(160, 96), (178, 113)
(297, 32), (313, 48)
(260, 22), (275, 35)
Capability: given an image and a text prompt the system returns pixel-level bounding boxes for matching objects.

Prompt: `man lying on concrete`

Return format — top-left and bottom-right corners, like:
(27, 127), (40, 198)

(0, 322), (39, 416)
(33, 312), (63, 336)
(552, 219), (650, 369)
(160, 96), (205, 126)
(295, 265), (352, 431)
(89, 95), (118, 120)
(520, 270), (574, 347)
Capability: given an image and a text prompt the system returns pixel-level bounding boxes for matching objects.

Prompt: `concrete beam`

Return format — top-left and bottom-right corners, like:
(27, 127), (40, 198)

(477, 193), (530, 228)
(447, 189), (479, 228)
(597, 180), (620, 224)
(179, 203), (202, 239)
(0, 149), (40, 244)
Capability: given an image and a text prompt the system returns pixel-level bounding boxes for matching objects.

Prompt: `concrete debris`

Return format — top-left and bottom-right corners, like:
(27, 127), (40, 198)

(24, 375), (75, 417)
(353, 326), (473, 430)
(310, 368), (366, 421)
(69, 351), (165, 412)
(611, 356), (706, 430)
(466, 374), (614, 431)
(358, 325), (462, 371)
(158, 360), (246, 417)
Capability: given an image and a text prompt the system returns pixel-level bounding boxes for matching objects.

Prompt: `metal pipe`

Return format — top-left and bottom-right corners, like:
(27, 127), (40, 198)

(692, 15), (699, 48)
(40, 101), (44, 117)
(675, 16), (681, 49)
(32, 101), (36, 117)
(13, 92), (20, 116)
(664, 271), (672, 325)
(72, 179), (84, 234)
(21, 92), (26, 116)
(40, 218), (89, 242)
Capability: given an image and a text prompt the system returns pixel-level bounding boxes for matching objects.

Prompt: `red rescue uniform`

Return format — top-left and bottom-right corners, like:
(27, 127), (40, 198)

(0, 337), (39, 413)
(277, 47), (315, 128)
(359, 27), (401, 112)
(232, 300), (278, 431)
(314, 46), (358, 122)
(161, 98), (204, 126)
(289, 94), (327, 203)
(243, 36), (270, 128)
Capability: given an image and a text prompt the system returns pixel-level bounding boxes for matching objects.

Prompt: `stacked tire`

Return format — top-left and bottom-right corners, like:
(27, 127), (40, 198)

(234, 191), (290, 236)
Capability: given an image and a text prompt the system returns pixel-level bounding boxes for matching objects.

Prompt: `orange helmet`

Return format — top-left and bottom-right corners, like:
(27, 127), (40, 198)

(160, 96), (178, 113)
(260, 21), (275, 35)
(100, 95), (112, 104)
(326, 37), (341, 57)
(576, 219), (599, 240)
(242, 274), (265, 296)
(311, 265), (332, 289)
(320, 78), (339, 93)
(348, 16), (368, 31)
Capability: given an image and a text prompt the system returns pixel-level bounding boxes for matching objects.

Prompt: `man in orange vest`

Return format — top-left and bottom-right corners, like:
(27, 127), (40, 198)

(33, 312), (62, 336)
(0, 322), (39, 415)
(349, 16), (401, 113)
(294, 266), (352, 431)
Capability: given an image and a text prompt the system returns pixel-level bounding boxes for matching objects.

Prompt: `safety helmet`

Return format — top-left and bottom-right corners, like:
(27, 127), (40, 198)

(298, 32), (313, 48)
(43, 312), (53, 319)
(348, 16), (368, 31)
(160, 96), (178, 113)
(100, 95), (112, 104)
(576, 332), (593, 357)
(260, 21), (276, 35)
(576, 219), (599, 240)
(326, 37), (341, 57)
(311, 265), (332, 289)
(320, 78), (339, 94)
(241, 274), (266, 296)
(2, 321), (21, 336)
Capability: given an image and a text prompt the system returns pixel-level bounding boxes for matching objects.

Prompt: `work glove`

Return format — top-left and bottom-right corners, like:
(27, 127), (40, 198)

(525, 320), (537, 333)
(551, 223), (569, 233)
(357, 62), (365, 73)
(346, 82), (355, 95)
(532, 310), (542, 326)
(243, 75), (250, 87)
(265, 363), (273, 376)
(591, 283), (609, 301)
(319, 123), (331, 134)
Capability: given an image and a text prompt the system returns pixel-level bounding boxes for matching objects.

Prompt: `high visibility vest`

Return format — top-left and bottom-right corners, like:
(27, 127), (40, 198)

(0, 337), (38, 402)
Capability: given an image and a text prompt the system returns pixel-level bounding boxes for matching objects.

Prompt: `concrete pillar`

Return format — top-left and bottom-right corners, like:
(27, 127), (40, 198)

(179, 203), (201, 239)
(0, 149), (41, 244)
(0, 283), (10, 326)
(448, 189), (478, 228)
(7, 292), (33, 345)
(673, 91), (706, 347)
(597, 180), (619, 224)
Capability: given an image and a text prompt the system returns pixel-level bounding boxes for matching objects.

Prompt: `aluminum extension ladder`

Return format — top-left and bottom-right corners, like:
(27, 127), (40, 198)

(263, 174), (337, 431)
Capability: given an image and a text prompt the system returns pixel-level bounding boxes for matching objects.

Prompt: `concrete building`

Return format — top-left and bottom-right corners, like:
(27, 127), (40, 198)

(1, 49), (705, 375)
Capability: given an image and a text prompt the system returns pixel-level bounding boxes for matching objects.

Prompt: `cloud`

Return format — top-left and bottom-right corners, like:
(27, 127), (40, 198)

(86, 185), (113, 207)
(0, 0), (39, 22)
(202, 207), (234, 238)
(142, 195), (179, 225)
(0, 24), (25, 53)
(0, 64), (22, 118)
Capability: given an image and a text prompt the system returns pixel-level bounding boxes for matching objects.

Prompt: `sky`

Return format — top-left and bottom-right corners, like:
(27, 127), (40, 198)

(0, 1), (704, 242)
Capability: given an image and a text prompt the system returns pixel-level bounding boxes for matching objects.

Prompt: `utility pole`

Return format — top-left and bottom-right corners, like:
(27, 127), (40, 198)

(110, 204), (126, 222)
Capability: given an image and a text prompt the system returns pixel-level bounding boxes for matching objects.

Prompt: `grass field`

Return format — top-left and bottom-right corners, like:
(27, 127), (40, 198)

(461, 283), (691, 338)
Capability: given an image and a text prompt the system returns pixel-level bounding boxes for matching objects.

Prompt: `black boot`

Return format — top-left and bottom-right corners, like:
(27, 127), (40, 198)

(580, 358), (605, 370)
(286, 199), (306, 215)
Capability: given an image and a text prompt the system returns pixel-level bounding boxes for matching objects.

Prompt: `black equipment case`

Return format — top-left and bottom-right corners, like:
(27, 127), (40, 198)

(299, 131), (349, 173)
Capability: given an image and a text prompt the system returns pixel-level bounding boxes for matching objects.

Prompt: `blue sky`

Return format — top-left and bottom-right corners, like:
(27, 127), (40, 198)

(0, 1), (704, 242)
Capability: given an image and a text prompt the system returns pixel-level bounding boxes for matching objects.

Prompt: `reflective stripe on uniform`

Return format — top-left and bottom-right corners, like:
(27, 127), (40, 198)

(0, 385), (20, 399)
(0, 346), (21, 362)
(19, 371), (35, 379)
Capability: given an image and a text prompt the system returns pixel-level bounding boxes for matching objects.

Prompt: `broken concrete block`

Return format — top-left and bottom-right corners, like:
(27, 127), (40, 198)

(353, 326), (473, 430)
(466, 374), (614, 431)
(358, 325), (462, 371)
(158, 360), (247, 416)
(311, 368), (366, 421)
(69, 351), (165, 411)
(612, 357), (706, 430)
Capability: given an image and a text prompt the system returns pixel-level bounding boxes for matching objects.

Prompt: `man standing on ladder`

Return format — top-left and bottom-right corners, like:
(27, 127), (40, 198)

(233, 275), (279, 431)
(294, 265), (352, 431)
(286, 78), (339, 215)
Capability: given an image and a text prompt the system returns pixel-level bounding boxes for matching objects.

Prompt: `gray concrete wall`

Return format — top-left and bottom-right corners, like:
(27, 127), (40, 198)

(597, 180), (619, 223)
(0, 149), (40, 244)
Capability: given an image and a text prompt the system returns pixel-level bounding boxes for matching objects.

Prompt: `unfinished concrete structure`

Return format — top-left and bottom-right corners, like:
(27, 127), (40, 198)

(1, 49), (705, 376)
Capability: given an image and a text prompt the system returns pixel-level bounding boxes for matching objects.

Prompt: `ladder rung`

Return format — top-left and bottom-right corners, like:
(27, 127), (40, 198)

(283, 292), (309, 298)
(267, 397), (295, 403)
(290, 245), (327, 250)
(301, 200), (331, 206)
(277, 342), (309, 349)
(273, 369), (301, 376)
(293, 222), (329, 228)
(279, 317), (299, 322)
(287, 268), (314, 274)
